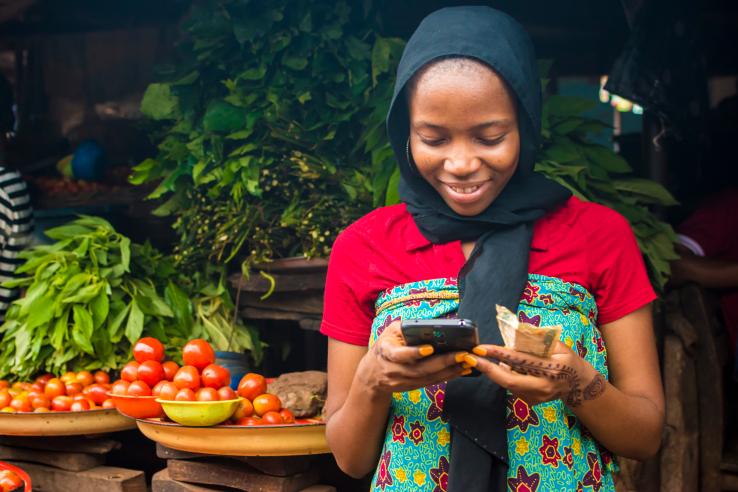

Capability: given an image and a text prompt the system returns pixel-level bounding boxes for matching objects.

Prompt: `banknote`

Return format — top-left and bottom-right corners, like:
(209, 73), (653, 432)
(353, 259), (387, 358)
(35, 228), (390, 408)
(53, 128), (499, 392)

(495, 305), (562, 358)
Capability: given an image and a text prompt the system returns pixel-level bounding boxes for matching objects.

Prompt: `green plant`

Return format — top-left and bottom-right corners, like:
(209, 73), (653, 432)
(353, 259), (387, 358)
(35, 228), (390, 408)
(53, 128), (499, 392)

(131, 0), (403, 272)
(0, 216), (260, 380)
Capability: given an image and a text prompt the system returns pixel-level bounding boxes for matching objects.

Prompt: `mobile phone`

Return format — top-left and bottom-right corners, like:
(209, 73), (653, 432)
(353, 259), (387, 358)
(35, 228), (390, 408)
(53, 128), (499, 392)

(400, 318), (480, 353)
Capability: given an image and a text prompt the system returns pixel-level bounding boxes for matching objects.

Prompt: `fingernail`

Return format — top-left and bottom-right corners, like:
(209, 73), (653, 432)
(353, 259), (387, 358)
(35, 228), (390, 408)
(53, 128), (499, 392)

(419, 345), (434, 357)
(472, 346), (487, 357)
(454, 352), (468, 363)
(462, 363), (471, 370)
(461, 368), (472, 376)
(462, 354), (477, 367)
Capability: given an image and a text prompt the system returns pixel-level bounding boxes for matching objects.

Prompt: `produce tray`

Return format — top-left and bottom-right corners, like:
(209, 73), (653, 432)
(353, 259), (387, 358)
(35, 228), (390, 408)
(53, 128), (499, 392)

(136, 418), (329, 457)
(0, 409), (135, 436)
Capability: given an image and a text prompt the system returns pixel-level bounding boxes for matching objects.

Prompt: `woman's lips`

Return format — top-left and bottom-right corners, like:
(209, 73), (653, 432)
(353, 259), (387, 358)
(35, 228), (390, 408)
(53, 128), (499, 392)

(442, 180), (491, 204)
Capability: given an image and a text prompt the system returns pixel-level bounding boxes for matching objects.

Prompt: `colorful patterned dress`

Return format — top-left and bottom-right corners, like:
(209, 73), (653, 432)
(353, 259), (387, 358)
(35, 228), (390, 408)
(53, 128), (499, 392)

(368, 274), (617, 492)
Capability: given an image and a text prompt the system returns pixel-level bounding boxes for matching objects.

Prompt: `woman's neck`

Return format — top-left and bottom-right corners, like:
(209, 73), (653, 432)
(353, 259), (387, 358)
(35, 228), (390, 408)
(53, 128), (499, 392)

(461, 241), (475, 260)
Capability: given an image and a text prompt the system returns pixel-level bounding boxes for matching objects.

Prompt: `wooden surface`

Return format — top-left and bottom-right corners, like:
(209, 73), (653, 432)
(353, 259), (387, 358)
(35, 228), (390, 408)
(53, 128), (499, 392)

(156, 444), (312, 476)
(167, 458), (319, 492)
(4, 461), (145, 492)
(0, 444), (104, 471)
(0, 435), (121, 454)
(153, 469), (336, 492)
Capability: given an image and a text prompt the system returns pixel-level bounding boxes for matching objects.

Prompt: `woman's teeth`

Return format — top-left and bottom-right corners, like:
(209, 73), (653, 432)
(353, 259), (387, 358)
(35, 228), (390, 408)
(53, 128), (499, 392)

(448, 184), (481, 194)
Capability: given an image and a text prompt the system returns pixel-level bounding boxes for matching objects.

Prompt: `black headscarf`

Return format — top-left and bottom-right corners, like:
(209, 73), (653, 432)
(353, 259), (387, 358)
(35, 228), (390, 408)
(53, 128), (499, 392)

(386, 6), (571, 491)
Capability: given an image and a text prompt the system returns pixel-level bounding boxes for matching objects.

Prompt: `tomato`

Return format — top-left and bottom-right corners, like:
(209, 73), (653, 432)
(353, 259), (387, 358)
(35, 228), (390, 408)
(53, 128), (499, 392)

(10, 396), (31, 413)
(217, 386), (237, 401)
(236, 416), (261, 426)
(76, 370), (94, 387)
(233, 398), (254, 419)
(133, 337), (165, 363)
(65, 382), (83, 396)
(44, 378), (66, 398)
(0, 380), (7, 389)
(201, 364), (230, 389)
(102, 399), (115, 409)
(35, 373), (53, 385)
(30, 382), (45, 393)
(127, 381), (152, 397)
(279, 408), (295, 424)
(182, 339), (215, 370)
(0, 390), (10, 408)
(261, 411), (284, 425)
(120, 361), (139, 382)
(156, 382), (178, 401)
(237, 373), (267, 401)
(70, 399), (91, 411)
(0, 469), (23, 491)
(195, 387), (219, 402)
(31, 394), (51, 410)
(34, 407), (50, 413)
(173, 365), (200, 391)
(174, 388), (196, 401)
(0, 407), (15, 413)
(51, 395), (73, 411)
(60, 371), (77, 384)
(111, 380), (130, 395)
(84, 384), (108, 405)
(252, 393), (282, 417)
(94, 370), (110, 385)
(162, 361), (179, 381)
(137, 360), (165, 387)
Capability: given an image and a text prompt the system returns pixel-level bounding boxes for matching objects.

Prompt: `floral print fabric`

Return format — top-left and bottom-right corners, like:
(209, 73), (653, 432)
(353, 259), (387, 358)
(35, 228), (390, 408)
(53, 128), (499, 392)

(368, 274), (617, 492)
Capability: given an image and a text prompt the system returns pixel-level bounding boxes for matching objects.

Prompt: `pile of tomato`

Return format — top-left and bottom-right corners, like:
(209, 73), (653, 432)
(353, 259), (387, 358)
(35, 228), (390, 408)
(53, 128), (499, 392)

(231, 372), (294, 426)
(0, 469), (23, 492)
(0, 370), (112, 413)
(112, 338), (236, 403)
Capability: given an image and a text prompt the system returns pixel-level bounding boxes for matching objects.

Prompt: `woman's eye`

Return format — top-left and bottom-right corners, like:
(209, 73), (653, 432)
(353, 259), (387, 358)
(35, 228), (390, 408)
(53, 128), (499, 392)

(421, 138), (446, 147)
(478, 136), (505, 146)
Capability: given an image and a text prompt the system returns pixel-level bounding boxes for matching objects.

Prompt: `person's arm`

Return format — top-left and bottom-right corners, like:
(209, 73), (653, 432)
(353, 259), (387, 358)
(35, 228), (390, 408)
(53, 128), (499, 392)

(670, 245), (738, 289)
(465, 304), (664, 460)
(324, 322), (468, 478)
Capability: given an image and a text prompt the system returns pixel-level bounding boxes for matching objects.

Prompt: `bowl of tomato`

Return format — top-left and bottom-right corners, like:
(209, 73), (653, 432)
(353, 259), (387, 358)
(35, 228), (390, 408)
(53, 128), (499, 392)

(157, 397), (243, 427)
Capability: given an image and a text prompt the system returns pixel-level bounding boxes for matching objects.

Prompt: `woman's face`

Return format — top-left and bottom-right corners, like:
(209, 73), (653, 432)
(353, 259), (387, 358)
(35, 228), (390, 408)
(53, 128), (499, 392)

(408, 60), (520, 216)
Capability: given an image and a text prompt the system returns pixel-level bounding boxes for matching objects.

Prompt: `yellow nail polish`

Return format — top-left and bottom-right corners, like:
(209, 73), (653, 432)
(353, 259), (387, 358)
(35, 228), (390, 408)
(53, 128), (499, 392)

(462, 354), (477, 367)
(461, 368), (472, 376)
(419, 345), (434, 357)
(454, 352), (468, 363)
(472, 346), (487, 357)
(462, 363), (471, 370)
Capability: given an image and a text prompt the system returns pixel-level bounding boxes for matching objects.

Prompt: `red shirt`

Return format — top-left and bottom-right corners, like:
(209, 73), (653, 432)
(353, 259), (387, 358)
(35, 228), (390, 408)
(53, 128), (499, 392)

(321, 196), (656, 346)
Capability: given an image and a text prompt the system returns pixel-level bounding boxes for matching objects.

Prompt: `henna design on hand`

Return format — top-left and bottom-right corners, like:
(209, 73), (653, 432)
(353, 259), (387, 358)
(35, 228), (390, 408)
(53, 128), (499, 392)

(582, 372), (606, 402)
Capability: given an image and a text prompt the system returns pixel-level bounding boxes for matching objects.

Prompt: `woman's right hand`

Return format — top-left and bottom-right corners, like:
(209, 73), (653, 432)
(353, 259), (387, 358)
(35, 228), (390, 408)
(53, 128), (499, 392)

(355, 320), (470, 396)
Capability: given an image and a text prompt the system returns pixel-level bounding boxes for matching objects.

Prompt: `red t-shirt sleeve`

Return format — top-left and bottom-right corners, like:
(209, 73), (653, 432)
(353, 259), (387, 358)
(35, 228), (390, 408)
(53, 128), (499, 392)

(586, 206), (657, 325)
(319, 227), (375, 346)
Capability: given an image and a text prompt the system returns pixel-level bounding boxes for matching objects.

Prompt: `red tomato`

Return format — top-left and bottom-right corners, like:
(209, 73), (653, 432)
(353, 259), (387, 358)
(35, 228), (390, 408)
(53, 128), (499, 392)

(35, 373), (53, 386)
(0, 380), (7, 389)
(102, 399), (115, 409)
(133, 337), (165, 363)
(76, 370), (94, 387)
(84, 384), (108, 405)
(51, 395), (73, 411)
(162, 361), (179, 381)
(174, 388), (196, 401)
(279, 408), (295, 424)
(137, 360), (165, 387)
(151, 381), (166, 397)
(120, 361), (139, 382)
(236, 416), (261, 426)
(94, 370), (110, 385)
(31, 394), (51, 410)
(252, 393), (282, 417)
(173, 365), (200, 390)
(201, 364), (231, 389)
(34, 407), (50, 413)
(261, 411), (284, 425)
(70, 399), (91, 411)
(65, 382), (83, 396)
(127, 380), (152, 397)
(182, 339), (215, 370)
(237, 373), (267, 401)
(44, 378), (66, 398)
(10, 397), (31, 413)
(233, 398), (254, 420)
(0, 390), (11, 408)
(30, 382), (45, 393)
(111, 380), (130, 396)
(0, 469), (23, 491)
(195, 387), (219, 401)
(156, 382), (178, 401)
(217, 386), (237, 401)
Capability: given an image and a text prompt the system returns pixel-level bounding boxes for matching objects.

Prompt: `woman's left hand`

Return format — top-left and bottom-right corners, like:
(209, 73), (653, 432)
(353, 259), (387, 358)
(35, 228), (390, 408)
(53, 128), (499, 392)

(464, 341), (606, 407)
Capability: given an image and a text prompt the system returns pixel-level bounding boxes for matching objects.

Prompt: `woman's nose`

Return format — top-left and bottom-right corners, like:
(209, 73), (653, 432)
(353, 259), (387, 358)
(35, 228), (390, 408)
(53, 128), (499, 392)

(443, 146), (481, 176)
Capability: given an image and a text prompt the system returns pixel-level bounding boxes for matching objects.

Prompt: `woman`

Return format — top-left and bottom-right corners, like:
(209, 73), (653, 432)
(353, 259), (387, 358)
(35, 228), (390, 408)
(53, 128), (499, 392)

(321, 6), (664, 492)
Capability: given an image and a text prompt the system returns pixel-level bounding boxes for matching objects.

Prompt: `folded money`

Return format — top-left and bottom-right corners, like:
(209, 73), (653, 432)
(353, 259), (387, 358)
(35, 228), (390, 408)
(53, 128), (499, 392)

(495, 305), (562, 358)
